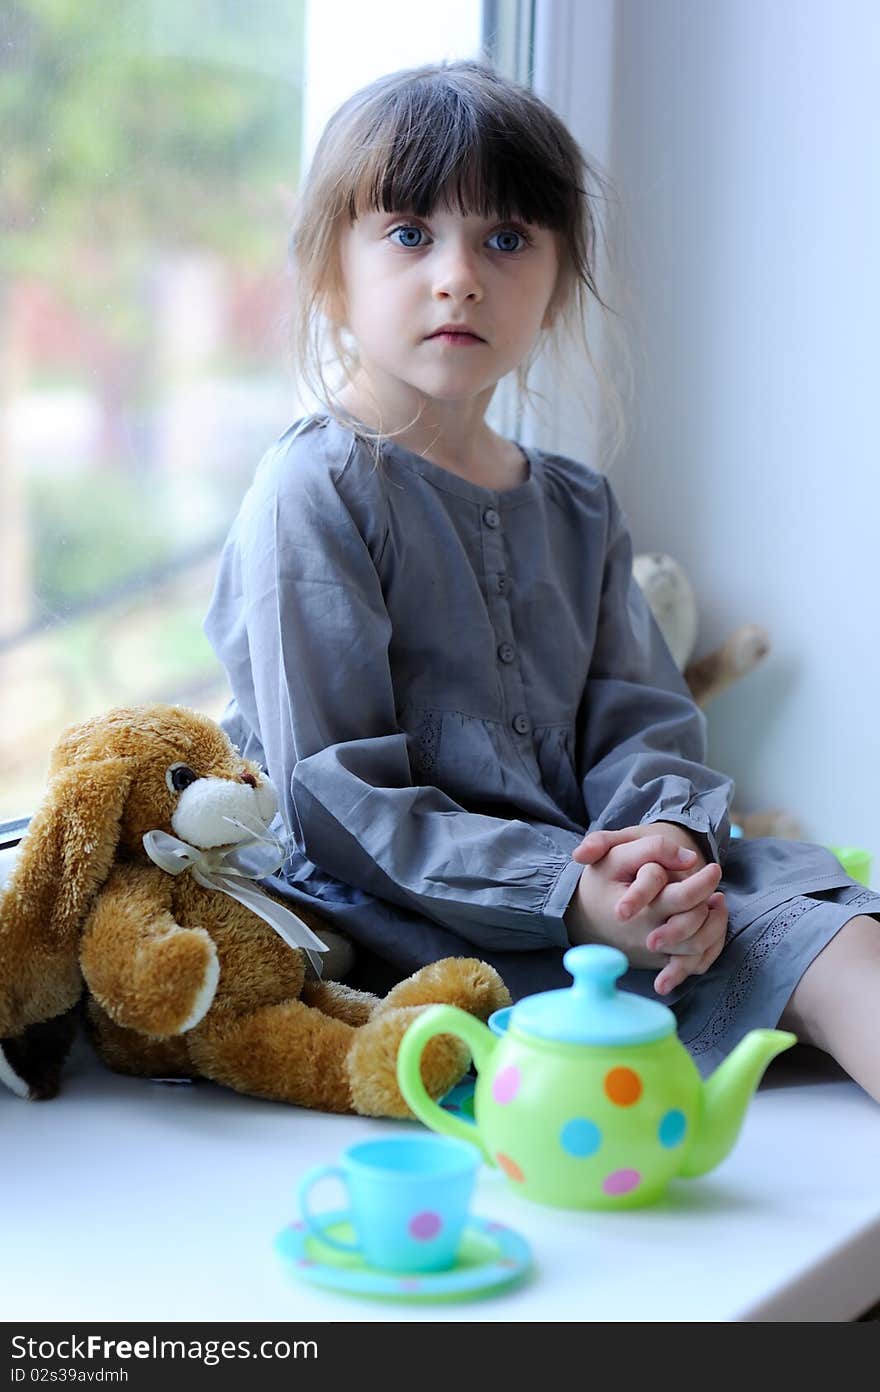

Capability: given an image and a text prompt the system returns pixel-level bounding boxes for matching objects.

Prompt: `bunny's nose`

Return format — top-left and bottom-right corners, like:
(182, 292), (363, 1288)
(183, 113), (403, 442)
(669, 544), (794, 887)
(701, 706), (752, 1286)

(241, 772), (257, 788)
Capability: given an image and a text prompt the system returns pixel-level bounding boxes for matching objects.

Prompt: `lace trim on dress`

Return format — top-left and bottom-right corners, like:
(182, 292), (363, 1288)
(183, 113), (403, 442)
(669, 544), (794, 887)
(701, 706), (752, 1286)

(683, 897), (820, 1057)
(684, 886), (880, 1057)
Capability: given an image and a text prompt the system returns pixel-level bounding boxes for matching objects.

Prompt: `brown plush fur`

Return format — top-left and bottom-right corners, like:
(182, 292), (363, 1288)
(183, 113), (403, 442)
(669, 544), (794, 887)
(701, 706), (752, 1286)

(0, 704), (510, 1113)
(684, 624), (770, 708)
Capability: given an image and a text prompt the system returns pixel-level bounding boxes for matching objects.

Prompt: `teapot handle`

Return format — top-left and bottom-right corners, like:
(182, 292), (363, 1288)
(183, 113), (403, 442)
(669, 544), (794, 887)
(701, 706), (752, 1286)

(397, 1004), (497, 1163)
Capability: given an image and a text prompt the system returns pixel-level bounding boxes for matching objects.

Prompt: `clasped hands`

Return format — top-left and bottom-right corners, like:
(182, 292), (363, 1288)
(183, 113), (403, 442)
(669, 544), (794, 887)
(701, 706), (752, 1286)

(565, 821), (728, 995)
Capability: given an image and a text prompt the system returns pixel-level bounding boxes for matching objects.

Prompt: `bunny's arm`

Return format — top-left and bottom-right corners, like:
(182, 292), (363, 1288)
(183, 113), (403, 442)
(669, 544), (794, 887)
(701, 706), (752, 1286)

(80, 864), (219, 1038)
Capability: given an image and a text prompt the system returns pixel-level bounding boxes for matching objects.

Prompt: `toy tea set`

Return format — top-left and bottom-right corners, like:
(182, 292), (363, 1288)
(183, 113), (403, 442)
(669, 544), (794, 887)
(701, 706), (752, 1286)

(280, 944), (796, 1301)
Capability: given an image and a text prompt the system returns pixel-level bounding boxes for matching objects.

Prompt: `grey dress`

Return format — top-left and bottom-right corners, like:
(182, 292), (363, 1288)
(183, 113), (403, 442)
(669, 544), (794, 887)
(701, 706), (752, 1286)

(204, 413), (880, 1074)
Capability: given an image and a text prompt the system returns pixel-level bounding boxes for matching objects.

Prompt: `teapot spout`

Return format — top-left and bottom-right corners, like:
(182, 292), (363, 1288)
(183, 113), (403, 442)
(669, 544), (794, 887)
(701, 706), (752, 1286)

(680, 1028), (797, 1178)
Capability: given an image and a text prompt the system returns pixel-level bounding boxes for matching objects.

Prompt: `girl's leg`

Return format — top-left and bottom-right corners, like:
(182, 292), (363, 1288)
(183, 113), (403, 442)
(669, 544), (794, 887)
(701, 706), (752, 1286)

(779, 914), (880, 1101)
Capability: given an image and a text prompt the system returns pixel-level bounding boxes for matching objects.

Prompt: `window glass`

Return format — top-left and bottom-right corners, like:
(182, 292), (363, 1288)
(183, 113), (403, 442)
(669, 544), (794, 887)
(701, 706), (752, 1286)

(1, 0), (487, 819)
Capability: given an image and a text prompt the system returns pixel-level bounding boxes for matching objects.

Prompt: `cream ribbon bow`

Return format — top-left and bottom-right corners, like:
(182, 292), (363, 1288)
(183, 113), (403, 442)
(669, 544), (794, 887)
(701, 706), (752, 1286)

(142, 820), (328, 977)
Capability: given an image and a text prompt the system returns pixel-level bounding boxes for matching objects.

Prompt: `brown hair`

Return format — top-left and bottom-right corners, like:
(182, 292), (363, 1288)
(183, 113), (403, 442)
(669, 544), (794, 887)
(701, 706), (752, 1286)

(286, 59), (630, 465)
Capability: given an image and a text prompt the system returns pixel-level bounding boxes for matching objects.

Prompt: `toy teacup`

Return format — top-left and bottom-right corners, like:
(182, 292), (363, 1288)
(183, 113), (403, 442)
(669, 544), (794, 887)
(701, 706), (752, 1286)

(398, 945), (796, 1210)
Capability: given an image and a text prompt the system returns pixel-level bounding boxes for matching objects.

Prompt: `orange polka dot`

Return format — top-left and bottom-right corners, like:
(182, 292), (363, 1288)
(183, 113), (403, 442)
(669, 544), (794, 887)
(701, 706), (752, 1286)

(496, 1152), (526, 1183)
(604, 1067), (643, 1106)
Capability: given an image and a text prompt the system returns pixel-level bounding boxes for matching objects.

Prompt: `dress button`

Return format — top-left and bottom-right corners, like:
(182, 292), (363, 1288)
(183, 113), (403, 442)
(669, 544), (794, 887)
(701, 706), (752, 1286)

(483, 507), (500, 529)
(498, 642), (516, 664)
(512, 713), (530, 735)
(497, 574), (508, 592)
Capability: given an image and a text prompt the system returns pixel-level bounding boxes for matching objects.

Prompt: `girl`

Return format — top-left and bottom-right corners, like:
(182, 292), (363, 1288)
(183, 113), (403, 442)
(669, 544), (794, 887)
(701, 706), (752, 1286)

(205, 60), (880, 1097)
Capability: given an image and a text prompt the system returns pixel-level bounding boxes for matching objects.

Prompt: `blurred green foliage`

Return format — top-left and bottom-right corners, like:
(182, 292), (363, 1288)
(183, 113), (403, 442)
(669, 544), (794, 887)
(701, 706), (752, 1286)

(1, 0), (306, 284)
(27, 468), (170, 609)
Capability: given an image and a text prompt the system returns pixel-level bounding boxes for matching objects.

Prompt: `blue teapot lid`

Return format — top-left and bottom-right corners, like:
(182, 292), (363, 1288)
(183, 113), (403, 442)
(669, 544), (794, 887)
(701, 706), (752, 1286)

(511, 945), (676, 1045)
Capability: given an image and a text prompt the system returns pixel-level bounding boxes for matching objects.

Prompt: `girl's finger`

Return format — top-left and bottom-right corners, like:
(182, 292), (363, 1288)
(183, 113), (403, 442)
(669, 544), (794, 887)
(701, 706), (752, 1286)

(684, 908), (729, 977)
(693, 918), (729, 974)
(615, 861), (669, 920)
(653, 956), (694, 995)
(646, 903), (709, 954)
(608, 835), (699, 887)
(574, 826), (700, 871)
(571, 828), (638, 863)
(653, 862), (722, 917)
(657, 911), (723, 960)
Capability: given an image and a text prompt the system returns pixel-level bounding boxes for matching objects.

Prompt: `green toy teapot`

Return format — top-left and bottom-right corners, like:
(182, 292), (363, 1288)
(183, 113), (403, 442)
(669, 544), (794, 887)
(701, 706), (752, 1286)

(397, 945), (796, 1210)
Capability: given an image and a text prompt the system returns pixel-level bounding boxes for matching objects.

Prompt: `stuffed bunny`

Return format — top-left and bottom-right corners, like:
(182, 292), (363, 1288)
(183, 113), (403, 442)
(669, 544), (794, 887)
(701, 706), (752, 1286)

(0, 704), (509, 1112)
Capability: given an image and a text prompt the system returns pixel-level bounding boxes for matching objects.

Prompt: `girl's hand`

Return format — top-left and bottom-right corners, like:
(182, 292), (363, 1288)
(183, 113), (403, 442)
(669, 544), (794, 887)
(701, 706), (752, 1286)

(573, 822), (708, 920)
(565, 832), (705, 960)
(566, 826), (728, 993)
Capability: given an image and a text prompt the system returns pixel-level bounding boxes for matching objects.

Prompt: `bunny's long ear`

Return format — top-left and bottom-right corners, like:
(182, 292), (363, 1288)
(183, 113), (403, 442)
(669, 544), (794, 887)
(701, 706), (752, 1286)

(0, 756), (133, 1046)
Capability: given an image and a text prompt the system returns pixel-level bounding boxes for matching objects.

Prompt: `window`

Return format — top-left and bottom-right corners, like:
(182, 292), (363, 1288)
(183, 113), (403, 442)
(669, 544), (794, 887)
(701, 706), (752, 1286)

(2, 0), (527, 820)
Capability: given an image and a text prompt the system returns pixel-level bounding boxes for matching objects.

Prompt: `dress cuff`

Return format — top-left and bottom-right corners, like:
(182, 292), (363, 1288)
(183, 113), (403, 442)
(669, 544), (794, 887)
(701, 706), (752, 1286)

(541, 856), (585, 946)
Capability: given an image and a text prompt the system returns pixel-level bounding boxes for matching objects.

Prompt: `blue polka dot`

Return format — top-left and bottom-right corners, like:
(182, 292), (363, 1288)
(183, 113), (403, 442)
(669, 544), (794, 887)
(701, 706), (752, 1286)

(560, 1118), (602, 1158)
(659, 1109), (687, 1148)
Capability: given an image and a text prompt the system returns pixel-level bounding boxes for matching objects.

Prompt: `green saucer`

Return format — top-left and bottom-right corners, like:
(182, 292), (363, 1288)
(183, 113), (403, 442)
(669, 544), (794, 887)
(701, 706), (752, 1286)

(275, 1211), (531, 1302)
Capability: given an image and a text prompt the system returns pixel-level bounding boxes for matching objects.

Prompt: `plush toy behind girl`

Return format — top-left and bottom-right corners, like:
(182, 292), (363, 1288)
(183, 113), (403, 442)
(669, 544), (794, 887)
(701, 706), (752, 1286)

(205, 60), (880, 1100)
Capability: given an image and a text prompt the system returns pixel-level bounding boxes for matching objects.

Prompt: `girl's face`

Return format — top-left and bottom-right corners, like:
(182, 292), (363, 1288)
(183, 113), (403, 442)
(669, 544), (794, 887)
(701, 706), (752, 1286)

(334, 206), (559, 408)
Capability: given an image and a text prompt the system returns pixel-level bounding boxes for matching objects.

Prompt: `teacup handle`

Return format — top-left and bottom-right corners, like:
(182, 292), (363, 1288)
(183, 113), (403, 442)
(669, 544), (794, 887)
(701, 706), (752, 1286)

(396, 1004), (497, 1162)
(297, 1164), (361, 1255)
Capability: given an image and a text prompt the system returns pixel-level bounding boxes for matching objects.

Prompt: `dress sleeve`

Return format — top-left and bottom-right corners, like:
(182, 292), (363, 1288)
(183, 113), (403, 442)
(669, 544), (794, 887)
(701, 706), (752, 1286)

(204, 436), (582, 953)
(576, 477), (734, 864)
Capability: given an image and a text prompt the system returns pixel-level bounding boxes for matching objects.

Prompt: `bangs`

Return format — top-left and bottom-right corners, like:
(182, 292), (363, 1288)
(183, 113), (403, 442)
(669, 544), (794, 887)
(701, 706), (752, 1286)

(346, 76), (580, 231)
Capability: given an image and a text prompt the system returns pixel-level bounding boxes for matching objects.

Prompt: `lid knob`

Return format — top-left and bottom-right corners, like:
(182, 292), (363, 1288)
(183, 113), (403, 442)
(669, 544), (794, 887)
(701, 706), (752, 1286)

(563, 945), (628, 1003)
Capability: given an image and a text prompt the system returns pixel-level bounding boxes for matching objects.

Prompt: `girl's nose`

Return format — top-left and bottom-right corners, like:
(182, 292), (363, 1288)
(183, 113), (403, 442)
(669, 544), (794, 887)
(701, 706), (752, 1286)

(432, 246), (484, 303)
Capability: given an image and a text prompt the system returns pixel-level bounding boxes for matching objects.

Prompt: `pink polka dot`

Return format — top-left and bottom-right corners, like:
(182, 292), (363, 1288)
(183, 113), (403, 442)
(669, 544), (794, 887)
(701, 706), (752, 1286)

(492, 1065), (522, 1104)
(602, 1168), (642, 1196)
(399, 1278), (421, 1291)
(409, 1210), (442, 1241)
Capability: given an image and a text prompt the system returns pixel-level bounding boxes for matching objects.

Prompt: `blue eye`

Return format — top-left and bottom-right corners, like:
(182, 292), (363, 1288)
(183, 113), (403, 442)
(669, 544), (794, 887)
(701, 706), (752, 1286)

(487, 229), (527, 253)
(390, 225), (429, 248)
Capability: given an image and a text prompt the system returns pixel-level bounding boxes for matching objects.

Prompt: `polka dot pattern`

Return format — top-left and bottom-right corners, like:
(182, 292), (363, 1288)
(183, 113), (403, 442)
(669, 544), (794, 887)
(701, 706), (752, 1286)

(658, 1109), (687, 1148)
(409, 1211), (442, 1241)
(604, 1067), (643, 1106)
(560, 1118), (602, 1158)
(602, 1168), (641, 1196)
(497, 1152), (525, 1183)
(492, 1065), (521, 1105)
(486, 1050), (686, 1205)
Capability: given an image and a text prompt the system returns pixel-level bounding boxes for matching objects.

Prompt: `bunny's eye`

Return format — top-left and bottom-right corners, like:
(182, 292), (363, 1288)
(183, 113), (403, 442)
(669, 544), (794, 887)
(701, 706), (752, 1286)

(166, 763), (198, 794)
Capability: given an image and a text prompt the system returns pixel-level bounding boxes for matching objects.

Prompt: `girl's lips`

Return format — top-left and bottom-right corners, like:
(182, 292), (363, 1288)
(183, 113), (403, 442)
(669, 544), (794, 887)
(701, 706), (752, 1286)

(428, 331), (485, 345)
